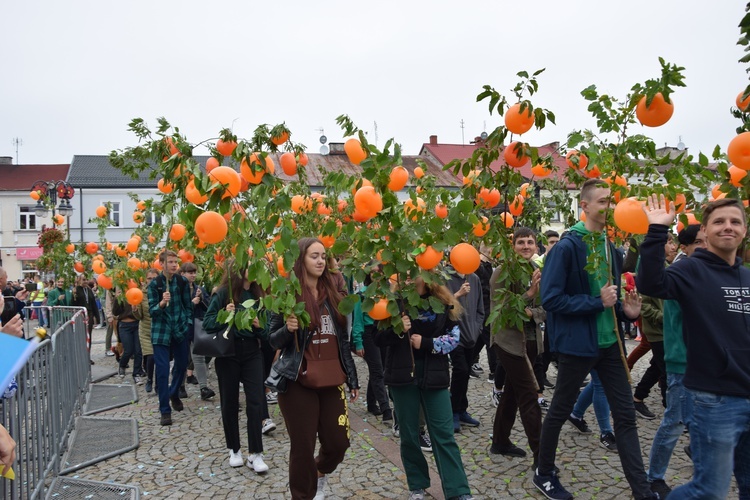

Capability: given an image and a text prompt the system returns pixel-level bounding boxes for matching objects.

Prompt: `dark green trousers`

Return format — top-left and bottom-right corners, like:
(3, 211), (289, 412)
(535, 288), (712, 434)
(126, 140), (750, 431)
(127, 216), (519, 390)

(389, 363), (471, 498)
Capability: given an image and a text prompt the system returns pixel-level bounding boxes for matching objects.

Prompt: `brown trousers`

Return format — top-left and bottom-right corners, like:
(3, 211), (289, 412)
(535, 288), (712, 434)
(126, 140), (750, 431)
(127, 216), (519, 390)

(492, 342), (542, 461)
(277, 381), (350, 500)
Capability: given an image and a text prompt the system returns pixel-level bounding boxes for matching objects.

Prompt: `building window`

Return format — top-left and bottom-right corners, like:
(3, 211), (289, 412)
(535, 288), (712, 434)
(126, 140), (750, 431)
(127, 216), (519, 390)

(18, 206), (37, 230)
(105, 201), (121, 227)
(546, 199), (561, 223)
(145, 211), (162, 227)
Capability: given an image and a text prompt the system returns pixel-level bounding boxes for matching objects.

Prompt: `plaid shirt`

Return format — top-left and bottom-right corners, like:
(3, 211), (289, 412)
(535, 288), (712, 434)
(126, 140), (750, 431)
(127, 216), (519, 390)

(147, 272), (193, 347)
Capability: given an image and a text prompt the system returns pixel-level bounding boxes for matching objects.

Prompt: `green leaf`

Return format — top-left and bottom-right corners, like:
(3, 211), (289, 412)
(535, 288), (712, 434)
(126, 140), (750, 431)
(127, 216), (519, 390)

(338, 294), (360, 315)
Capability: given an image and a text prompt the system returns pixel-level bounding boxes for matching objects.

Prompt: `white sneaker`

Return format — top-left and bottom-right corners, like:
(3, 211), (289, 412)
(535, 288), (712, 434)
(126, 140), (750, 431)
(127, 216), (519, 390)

(228, 449), (243, 467)
(262, 419), (277, 435)
(313, 475), (327, 500)
(247, 453), (269, 473)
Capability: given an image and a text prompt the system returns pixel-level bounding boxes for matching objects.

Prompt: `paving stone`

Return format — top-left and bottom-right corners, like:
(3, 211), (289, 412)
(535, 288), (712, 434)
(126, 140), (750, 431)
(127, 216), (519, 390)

(71, 332), (740, 498)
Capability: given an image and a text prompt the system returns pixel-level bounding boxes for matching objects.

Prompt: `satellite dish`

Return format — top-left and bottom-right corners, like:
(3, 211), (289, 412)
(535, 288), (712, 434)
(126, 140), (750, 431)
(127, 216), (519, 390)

(319, 135), (328, 144)
(480, 131), (488, 140)
(676, 136), (686, 151)
(320, 144), (330, 155)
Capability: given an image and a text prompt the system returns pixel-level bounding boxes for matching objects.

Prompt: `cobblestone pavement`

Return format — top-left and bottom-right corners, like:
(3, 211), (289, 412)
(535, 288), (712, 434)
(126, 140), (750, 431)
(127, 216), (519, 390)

(71, 330), (737, 499)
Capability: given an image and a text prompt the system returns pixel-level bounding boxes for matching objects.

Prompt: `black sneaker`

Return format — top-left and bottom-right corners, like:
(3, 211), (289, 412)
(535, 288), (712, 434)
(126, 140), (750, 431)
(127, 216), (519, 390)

(543, 377), (556, 389)
(650, 479), (672, 497)
(381, 408), (393, 422)
(567, 415), (592, 434)
(471, 363), (484, 373)
(469, 367), (481, 379)
(200, 387), (216, 400)
(118, 367), (126, 378)
(145, 379), (153, 393)
(186, 375), (199, 385)
(538, 399), (550, 412)
(368, 405), (384, 416)
(160, 413), (172, 426)
(532, 462), (560, 475)
(533, 470), (573, 500)
(634, 401), (656, 420)
(179, 386), (188, 399)
(490, 443), (527, 457)
(170, 396), (184, 412)
(599, 432), (617, 451)
(419, 431), (432, 452)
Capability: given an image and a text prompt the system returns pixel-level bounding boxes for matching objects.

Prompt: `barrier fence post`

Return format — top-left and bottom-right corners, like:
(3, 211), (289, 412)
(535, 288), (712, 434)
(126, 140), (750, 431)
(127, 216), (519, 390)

(0, 306), (89, 500)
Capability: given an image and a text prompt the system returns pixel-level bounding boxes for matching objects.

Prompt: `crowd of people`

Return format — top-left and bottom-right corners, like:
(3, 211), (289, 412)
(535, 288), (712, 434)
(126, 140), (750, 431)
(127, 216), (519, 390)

(1, 180), (749, 499)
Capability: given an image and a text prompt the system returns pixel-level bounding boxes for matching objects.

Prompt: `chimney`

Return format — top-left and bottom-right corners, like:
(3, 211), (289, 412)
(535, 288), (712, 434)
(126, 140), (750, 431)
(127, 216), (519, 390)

(429, 135), (438, 146)
(0, 156), (12, 165)
(328, 142), (346, 155)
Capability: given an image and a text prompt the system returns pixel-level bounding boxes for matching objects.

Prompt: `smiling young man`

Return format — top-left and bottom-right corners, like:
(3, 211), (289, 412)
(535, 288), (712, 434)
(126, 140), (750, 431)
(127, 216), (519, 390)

(637, 196), (750, 499)
(534, 179), (654, 500)
(488, 227), (544, 466)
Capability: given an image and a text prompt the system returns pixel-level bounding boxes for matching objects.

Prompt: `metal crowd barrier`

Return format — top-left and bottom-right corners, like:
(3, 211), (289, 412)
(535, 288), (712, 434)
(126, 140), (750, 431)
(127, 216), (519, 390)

(1, 306), (89, 500)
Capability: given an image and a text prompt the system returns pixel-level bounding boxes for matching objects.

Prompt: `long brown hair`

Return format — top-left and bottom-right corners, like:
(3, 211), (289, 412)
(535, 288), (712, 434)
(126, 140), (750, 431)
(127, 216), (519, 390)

(424, 281), (463, 322)
(293, 237), (346, 331)
(218, 258), (264, 305)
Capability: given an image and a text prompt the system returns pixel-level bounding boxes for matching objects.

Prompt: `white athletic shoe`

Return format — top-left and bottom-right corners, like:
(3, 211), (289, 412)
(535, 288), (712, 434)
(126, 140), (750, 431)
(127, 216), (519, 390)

(313, 475), (327, 500)
(262, 419), (277, 435)
(247, 453), (269, 473)
(228, 449), (243, 467)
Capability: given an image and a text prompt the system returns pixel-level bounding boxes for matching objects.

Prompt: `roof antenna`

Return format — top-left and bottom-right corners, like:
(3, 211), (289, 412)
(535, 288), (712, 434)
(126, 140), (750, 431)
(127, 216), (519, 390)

(460, 119), (465, 145)
(12, 137), (22, 164)
(676, 136), (686, 151)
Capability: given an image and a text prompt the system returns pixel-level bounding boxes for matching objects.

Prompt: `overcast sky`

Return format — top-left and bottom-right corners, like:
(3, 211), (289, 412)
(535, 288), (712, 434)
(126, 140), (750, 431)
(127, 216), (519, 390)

(1, 1), (746, 166)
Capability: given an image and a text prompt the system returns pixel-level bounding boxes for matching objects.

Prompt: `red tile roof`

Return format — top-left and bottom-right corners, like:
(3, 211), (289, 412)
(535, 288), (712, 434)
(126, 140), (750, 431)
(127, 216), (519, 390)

(419, 137), (569, 183)
(0, 164), (70, 191)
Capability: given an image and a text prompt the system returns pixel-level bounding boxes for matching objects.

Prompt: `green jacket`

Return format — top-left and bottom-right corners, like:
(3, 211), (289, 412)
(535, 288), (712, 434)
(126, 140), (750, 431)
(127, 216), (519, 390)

(47, 287), (72, 307)
(640, 295), (663, 343)
(662, 299), (686, 374)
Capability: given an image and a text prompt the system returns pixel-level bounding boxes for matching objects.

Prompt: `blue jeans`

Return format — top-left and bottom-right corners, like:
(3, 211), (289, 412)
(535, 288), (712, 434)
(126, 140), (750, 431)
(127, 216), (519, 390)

(153, 338), (189, 415)
(571, 370), (613, 434)
(32, 301), (46, 327)
(669, 389), (750, 499)
(647, 373), (687, 482)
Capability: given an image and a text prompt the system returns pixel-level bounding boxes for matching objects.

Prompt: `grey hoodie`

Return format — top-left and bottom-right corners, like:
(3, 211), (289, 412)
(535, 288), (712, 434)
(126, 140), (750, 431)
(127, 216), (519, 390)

(446, 269), (485, 348)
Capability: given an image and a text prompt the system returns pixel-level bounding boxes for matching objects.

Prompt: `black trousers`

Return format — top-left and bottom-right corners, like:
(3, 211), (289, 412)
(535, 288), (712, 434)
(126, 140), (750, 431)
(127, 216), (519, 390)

(215, 336), (265, 454)
(633, 340), (667, 406)
(362, 327), (390, 412)
(449, 344), (474, 414)
(537, 343), (651, 499)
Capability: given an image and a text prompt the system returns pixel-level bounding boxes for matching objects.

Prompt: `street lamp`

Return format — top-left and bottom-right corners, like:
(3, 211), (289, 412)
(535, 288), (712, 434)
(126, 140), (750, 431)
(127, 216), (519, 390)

(31, 180), (75, 218)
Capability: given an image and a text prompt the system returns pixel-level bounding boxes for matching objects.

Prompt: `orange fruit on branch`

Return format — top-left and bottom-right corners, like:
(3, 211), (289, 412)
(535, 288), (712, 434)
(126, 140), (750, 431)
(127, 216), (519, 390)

(96, 273), (113, 289)
(271, 131), (289, 146)
(499, 212), (515, 228)
(127, 257), (141, 271)
(85, 242), (99, 254)
(279, 152), (298, 176)
(240, 154), (275, 185)
(565, 150), (589, 170)
(133, 211), (145, 224)
(195, 210), (228, 244)
(157, 178), (173, 194)
(125, 287), (144, 306)
(205, 157), (220, 173)
(95, 205), (108, 218)
(413, 166), (425, 179)
(216, 139), (237, 157)
(476, 188), (501, 209)
(74, 261), (85, 273)
(354, 186), (383, 219)
(210, 166), (242, 198)
(472, 216), (490, 237)
(450, 243), (481, 275)
(403, 197), (427, 220)
(388, 166), (409, 191)
(53, 214), (65, 225)
(729, 165), (748, 187)
(613, 197), (648, 235)
(531, 163), (552, 177)
(435, 203), (449, 219)
(344, 138), (367, 165)
(65, 243), (75, 254)
(737, 90), (750, 112)
(508, 195), (524, 216)
(503, 141), (529, 168)
(635, 92), (674, 127)
(729, 132), (750, 170)
(505, 102), (535, 135)
(367, 298), (391, 320)
(291, 195), (313, 214)
(92, 260), (107, 274)
(169, 223), (186, 241)
(415, 245), (444, 270)
(126, 237), (140, 253)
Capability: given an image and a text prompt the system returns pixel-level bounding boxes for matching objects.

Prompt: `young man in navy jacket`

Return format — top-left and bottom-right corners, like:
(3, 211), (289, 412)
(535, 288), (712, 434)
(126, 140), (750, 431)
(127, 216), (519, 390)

(533, 179), (654, 500)
(637, 195), (750, 499)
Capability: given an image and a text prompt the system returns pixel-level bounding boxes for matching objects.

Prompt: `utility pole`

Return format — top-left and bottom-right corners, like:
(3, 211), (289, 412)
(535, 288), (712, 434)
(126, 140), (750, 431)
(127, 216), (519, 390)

(373, 121), (379, 147)
(12, 137), (22, 164)
(460, 120), (465, 145)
